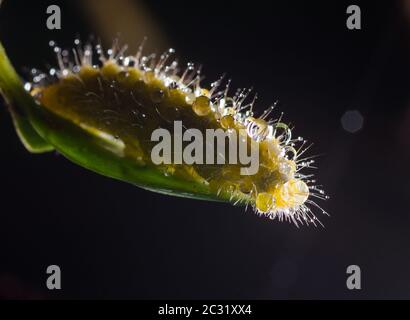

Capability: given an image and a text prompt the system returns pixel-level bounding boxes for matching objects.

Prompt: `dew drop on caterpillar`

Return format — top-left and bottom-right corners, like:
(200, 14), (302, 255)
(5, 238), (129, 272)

(20, 38), (328, 226)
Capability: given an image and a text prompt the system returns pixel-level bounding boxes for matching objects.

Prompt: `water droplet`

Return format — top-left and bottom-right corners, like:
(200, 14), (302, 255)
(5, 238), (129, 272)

(24, 83), (32, 91)
(185, 93), (195, 104)
(168, 81), (178, 90)
(256, 192), (276, 213)
(192, 96), (211, 116)
(246, 118), (269, 142)
(220, 115), (235, 129)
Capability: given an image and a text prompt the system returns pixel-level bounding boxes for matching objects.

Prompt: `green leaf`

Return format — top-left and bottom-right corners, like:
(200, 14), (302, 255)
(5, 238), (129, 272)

(8, 107), (55, 153)
(0, 44), (54, 153)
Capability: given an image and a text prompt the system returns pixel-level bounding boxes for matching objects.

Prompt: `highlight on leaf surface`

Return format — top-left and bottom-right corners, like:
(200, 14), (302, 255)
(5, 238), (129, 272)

(0, 38), (328, 226)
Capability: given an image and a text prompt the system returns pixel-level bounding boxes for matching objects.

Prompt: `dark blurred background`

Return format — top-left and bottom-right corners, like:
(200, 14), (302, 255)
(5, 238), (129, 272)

(0, 0), (409, 299)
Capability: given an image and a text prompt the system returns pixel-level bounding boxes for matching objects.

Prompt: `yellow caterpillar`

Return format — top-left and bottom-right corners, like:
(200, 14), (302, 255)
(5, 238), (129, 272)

(1, 39), (328, 226)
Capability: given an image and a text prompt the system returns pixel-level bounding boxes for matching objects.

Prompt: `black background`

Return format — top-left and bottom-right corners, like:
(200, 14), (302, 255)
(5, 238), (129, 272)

(0, 0), (409, 299)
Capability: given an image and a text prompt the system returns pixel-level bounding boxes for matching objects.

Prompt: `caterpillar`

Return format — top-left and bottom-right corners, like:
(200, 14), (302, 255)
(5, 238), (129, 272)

(0, 38), (328, 226)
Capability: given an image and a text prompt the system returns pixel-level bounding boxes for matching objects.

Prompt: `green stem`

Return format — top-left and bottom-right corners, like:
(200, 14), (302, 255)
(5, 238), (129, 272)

(0, 43), (54, 152)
